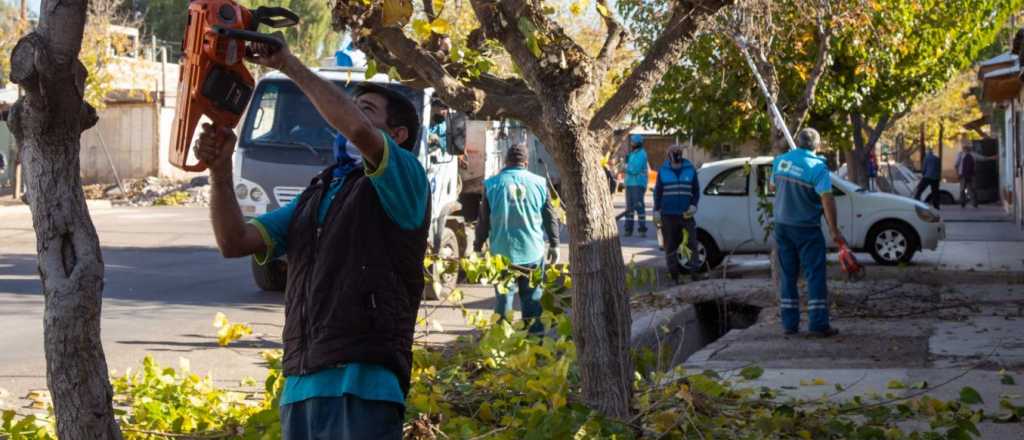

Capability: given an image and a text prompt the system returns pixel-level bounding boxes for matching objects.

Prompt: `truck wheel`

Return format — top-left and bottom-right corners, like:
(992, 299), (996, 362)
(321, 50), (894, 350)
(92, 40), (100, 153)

(424, 227), (460, 301)
(251, 257), (287, 292)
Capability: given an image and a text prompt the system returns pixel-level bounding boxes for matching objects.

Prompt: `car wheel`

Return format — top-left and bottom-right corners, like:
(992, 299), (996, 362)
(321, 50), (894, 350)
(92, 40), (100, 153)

(867, 221), (917, 265)
(696, 231), (724, 272)
(939, 191), (956, 206)
(251, 257), (287, 292)
(424, 227), (460, 301)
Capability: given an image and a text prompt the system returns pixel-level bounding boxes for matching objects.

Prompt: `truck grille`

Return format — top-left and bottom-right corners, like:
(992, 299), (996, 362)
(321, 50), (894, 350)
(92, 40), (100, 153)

(273, 186), (305, 206)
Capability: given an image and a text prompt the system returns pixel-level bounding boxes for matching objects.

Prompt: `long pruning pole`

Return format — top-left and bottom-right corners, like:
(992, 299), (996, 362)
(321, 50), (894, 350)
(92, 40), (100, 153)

(734, 37), (798, 151)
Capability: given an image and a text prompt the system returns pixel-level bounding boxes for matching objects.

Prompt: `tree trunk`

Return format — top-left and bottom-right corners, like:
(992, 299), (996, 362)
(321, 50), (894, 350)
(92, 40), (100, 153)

(7, 1), (122, 438)
(541, 128), (633, 419)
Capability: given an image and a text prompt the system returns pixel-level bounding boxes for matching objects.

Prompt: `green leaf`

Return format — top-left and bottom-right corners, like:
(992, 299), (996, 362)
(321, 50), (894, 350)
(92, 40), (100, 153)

(1001, 373), (1016, 385)
(365, 59), (379, 79)
(886, 379), (906, 389)
(959, 386), (984, 405)
(740, 365), (764, 380)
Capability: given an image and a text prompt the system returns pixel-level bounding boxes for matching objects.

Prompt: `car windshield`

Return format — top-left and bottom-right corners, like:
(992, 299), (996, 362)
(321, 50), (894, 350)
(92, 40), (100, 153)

(240, 79), (424, 151)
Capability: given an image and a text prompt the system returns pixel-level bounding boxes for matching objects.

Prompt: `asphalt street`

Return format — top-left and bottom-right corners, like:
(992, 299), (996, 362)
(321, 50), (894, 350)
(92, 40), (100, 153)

(0, 204), (494, 412)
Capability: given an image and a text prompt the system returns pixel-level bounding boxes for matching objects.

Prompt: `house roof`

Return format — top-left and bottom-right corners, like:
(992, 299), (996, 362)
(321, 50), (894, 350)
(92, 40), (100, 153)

(979, 52), (1016, 67)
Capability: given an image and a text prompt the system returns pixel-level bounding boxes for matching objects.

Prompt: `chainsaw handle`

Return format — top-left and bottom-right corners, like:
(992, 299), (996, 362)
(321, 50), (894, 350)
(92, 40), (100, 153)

(252, 7), (300, 29)
(180, 161), (208, 173)
(212, 26), (284, 49)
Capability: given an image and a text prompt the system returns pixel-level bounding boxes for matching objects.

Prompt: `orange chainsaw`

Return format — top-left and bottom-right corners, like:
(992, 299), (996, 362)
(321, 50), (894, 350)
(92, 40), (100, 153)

(169, 0), (299, 171)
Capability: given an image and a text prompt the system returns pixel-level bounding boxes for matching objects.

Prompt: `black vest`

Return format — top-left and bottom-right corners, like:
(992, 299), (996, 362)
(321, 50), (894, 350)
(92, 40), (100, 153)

(282, 165), (428, 395)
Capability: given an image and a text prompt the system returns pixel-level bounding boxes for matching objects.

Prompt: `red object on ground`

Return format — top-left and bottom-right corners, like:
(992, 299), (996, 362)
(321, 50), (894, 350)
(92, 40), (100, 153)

(169, 0), (297, 171)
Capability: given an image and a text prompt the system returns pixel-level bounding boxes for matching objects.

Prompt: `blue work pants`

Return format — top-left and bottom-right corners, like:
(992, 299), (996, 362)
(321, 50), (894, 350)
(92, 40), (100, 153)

(494, 261), (545, 335)
(624, 185), (647, 233)
(774, 223), (830, 332)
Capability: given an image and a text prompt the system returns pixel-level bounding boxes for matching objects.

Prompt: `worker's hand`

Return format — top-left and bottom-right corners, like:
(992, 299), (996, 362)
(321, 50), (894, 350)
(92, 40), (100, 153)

(683, 205), (698, 219)
(245, 35), (293, 71)
(546, 246), (561, 265)
(832, 230), (847, 248)
(193, 123), (236, 177)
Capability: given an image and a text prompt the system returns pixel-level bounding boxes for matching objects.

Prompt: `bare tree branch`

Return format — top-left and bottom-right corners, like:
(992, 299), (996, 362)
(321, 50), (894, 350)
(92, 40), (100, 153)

(589, 0), (733, 133)
(788, 0), (833, 132)
(468, 0), (547, 87)
(356, 27), (541, 122)
(595, 0), (627, 72)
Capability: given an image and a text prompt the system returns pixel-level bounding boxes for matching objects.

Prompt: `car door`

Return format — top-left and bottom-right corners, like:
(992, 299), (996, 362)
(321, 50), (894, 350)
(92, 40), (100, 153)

(823, 177), (855, 248)
(703, 165), (756, 252)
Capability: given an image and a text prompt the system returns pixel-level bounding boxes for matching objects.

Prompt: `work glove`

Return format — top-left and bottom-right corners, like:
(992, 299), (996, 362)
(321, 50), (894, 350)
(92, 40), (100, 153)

(683, 205), (698, 219)
(546, 246), (561, 265)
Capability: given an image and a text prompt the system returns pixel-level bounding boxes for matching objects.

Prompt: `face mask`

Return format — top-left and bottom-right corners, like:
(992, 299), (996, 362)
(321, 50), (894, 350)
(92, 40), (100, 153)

(333, 134), (362, 177)
(671, 152), (683, 163)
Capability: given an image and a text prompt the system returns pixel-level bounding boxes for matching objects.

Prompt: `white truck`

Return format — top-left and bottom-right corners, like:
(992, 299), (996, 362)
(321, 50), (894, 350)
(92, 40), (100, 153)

(232, 67), (555, 298)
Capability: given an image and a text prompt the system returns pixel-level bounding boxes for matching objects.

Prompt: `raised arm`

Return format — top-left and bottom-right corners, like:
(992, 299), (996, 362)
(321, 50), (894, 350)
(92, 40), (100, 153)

(247, 42), (386, 167)
(194, 124), (268, 258)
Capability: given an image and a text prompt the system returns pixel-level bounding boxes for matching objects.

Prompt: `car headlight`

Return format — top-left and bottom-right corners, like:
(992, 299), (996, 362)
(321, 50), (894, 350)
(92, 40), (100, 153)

(915, 205), (940, 223)
(235, 184), (249, 200)
(249, 186), (264, 202)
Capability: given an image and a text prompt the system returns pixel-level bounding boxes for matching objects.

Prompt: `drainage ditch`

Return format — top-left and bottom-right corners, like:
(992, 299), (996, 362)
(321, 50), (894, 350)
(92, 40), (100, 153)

(632, 300), (763, 373)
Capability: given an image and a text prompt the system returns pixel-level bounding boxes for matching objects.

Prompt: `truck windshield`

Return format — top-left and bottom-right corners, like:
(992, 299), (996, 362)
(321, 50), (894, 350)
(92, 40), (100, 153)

(240, 79), (424, 151)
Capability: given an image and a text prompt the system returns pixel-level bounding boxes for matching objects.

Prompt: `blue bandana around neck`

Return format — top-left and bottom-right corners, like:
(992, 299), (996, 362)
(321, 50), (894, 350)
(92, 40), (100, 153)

(333, 134), (362, 178)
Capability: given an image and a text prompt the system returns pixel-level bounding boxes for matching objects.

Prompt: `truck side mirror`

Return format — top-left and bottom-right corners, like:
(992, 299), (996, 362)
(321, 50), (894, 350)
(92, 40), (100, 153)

(446, 112), (468, 156)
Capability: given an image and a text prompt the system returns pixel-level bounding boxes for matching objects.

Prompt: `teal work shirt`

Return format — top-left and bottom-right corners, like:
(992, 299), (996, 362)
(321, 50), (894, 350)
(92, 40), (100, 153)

(625, 148), (649, 187)
(250, 132), (428, 407)
(771, 148), (832, 228)
(483, 167), (550, 265)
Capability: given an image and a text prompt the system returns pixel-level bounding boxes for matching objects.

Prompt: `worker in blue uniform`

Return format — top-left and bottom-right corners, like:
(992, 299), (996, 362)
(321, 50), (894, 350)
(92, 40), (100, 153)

(623, 134), (650, 237)
(653, 144), (703, 283)
(771, 128), (845, 338)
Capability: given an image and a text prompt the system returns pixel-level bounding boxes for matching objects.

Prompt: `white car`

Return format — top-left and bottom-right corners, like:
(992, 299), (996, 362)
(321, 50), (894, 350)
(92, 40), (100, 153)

(838, 162), (959, 206)
(661, 157), (945, 269)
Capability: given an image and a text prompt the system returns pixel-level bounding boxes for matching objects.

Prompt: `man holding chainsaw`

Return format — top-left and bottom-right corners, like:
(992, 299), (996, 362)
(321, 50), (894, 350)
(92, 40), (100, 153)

(194, 40), (428, 439)
(771, 128), (844, 338)
(653, 144), (703, 284)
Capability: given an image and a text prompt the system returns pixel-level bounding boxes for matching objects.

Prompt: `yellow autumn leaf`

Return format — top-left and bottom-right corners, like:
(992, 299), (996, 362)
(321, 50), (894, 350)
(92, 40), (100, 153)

(213, 312), (228, 329)
(430, 18), (451, 35)
(569, 2), (583, 15)
(412, 19), (432, 41)
(596, 3), (610, 17)
(381, 0), (413, 27)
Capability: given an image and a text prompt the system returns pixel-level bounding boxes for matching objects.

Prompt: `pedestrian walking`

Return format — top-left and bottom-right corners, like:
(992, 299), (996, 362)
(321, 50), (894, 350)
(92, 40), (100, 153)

(474, 144), (560, 335)
(914, 148), (942, 209)
(623, 134), (650, 237)
(196, 40), (429, 440)
(955, 142), (978, 208)
(653, 144), (703, 283)
(771, 128), (845, 338)
(867, 150), (878, 192)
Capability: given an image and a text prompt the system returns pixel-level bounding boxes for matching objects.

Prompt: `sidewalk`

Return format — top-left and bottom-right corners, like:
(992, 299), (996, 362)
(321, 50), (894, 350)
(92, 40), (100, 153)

(672, 282), (1024, 439)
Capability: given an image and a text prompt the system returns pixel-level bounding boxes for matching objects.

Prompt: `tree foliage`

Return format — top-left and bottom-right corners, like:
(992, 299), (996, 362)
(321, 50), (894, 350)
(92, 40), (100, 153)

(0, 1), (27, 87)
(623, 0), (1021, 161)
